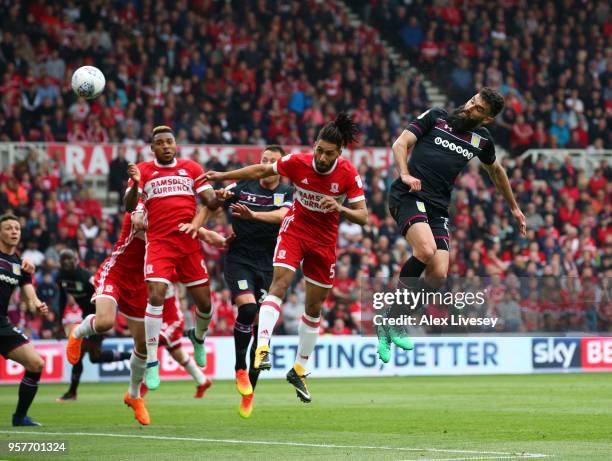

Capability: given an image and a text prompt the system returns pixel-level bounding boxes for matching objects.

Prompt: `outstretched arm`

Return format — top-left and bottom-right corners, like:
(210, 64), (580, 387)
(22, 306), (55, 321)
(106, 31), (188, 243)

(481, 160), (527, 236)
(203, 164), (277, 182)
(229, 203), (289, 224)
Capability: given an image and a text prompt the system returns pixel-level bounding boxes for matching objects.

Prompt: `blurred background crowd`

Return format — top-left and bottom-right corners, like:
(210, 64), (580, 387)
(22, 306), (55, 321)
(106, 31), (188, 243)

(0, 0), (610, 339)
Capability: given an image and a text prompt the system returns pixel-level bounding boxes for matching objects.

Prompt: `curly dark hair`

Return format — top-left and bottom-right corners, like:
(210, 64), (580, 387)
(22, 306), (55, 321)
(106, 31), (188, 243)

(479, 87), (505, 117)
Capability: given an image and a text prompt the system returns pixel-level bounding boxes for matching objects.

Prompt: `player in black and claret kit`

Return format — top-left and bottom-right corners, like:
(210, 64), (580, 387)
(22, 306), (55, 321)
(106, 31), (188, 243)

(213, 145), (292, 418)
(56, 249), (130, 401)
(0, 214), (49, 426)
(379, 87), (527, 362)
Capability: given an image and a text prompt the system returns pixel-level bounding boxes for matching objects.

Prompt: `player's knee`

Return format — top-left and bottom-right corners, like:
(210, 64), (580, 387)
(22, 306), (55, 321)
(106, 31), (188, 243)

(414, 241), (437, 263)
(95, 315), (114, 333)
(237, 303), (258, 325)
(270, 279), (291, 298)
(149, 292), (165, 306)
(27, 355), (44, 373)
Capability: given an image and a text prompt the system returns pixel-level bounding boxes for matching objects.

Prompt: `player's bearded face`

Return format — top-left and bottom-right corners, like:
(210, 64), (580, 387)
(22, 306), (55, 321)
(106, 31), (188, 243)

(152, 133), (177, 164)
(446, 105), (482, 132)
(314, 140), (340, 173)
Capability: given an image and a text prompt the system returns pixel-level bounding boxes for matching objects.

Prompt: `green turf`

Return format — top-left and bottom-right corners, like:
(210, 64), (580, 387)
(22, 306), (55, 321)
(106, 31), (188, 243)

(1, 373), (611, 460)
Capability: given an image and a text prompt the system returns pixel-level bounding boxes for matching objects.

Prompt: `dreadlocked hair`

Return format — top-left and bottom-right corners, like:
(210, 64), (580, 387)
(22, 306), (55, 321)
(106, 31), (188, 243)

(317, 112), (359, 148)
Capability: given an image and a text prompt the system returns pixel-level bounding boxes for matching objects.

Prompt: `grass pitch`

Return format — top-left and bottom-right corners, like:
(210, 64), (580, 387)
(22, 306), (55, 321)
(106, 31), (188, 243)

(1, 373), (611, 460)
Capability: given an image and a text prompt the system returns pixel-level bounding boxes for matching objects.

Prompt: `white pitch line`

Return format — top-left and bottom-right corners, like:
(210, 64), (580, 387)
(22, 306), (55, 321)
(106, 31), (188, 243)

(0, 430), (549, 459)
(399, 455), (551, 461)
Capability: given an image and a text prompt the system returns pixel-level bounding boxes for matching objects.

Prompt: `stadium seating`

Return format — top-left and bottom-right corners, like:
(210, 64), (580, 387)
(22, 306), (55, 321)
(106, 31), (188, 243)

(0, 1), (610, 338)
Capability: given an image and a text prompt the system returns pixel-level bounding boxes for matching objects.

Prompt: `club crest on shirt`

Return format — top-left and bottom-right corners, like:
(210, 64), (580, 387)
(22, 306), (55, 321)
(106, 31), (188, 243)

(178, 169), (188, 176)
(417, 201), (427, 213)
(12, 264), (21, 276)
(238, 280), (248, 290)
(470, 133), (482, 148)
(330, 183), (339, 193)
(273, 193), (284, 206)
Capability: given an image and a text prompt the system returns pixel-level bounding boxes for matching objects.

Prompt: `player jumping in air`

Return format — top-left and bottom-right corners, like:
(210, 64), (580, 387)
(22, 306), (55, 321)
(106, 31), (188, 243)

(0, 214), (48, 426)
(56, 249), (131, 402)
(380, 87), (527, 362)
(205, 114), (368, 403)
(124, 126), (227, 390)
(219, 145), (293, 417)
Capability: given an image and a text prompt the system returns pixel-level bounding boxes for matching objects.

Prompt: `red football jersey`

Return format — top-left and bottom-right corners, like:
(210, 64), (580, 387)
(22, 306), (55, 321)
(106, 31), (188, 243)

(273, 152), (365, 245)
(97, 208), (146, 279)
(128, 158), (211, 240)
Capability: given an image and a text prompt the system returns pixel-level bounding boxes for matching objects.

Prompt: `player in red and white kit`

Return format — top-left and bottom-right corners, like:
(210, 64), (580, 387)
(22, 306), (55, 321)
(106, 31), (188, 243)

(140, 284), (211, 399)
(205, 114), (368, 402)
(124, 125), (227, 390)
(66, 205), (226, 425)
(66, 205), (152, 425)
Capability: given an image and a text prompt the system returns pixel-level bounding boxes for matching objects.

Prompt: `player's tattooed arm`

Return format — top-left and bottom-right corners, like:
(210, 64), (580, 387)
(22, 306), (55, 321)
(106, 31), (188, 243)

(21, 284), (49, 315)
(320, 197), (368, 226)
(202, 164), (276, 182)
(392, 130), (421, 192)
(124, 163), (141, 212)
(229, 203), (289, 223)
(481, 160), (527, 236)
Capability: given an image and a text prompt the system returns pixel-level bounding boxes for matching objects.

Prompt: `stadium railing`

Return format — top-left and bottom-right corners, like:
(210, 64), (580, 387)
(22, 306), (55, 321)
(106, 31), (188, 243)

(519, 149), (612, 175)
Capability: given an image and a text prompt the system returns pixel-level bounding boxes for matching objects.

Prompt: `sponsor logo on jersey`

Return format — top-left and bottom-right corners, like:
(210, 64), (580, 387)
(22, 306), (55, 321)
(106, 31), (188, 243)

(294, 186), (345, 213)
(104, 285), (114, 293)
(0, 274), (19, 285)
(273, 193), (284, 206)
(301, 178), (309, 184)
(434, 137), (474, 159)
(416, 201), (426, 213)
(330, 183), (339, 193)
(238, 280), (248, 290)
(246, 195), (257, 203)
(145, 175), (194, 198)
(470, 133), (482, 148)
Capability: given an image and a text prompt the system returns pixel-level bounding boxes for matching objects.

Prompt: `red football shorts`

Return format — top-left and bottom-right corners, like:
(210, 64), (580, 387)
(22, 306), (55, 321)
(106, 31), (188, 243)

(273, 231), (337, 289)
(145, 235), (209, 287)
(159, 295), (184, 351)
(92, 266), (147, 321)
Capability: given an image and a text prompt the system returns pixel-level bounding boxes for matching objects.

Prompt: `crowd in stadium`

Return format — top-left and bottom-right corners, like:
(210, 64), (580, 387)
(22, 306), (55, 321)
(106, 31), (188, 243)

(1, 1), (609, 154)
(0, 0), (610, 339)
(358, 0), (611, 156)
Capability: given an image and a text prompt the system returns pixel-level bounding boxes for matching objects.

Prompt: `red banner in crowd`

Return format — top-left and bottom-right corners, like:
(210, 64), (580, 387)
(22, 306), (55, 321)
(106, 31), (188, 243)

(44, 143), (393, 177)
